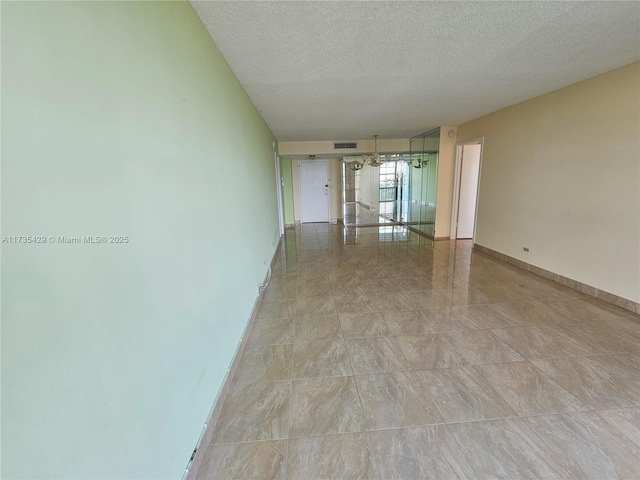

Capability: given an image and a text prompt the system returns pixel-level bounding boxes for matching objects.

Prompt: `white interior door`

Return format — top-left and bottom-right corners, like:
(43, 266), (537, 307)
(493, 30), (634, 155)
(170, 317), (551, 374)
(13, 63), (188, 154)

(456, 144), (481, 238)
(299, 160), (329, 223)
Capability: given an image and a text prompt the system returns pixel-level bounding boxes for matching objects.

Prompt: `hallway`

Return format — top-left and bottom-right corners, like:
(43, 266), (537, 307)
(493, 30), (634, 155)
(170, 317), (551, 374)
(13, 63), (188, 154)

(195, 223), (639, 479)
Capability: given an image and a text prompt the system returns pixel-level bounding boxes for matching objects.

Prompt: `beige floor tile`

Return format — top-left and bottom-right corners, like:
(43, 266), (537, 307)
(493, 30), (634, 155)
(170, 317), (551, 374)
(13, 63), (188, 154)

(394, 276), (435, 292)
(293, 314), (342, 343)
(473, 361), (586, 416)
(491, 324), (594, 359)
(452, 303), (526, 329)
(542, 297), (622, 322)
(296, 283), (332, 298)
(476, 285), (537, 303)
(593, 407), (640, 447)
(286, 433), (380, 480)
(383, 265), (424, 279)
(555, 319), (640, 355)
(492, 300), (559, 327)
(396, 334), (468, 370)
(248, 317), (294, 346)
(346, 336), (411, 374)
(357, 278), (403, 294)
(368, 293), (415, 312)
(367, 426), (477, 479)
(257, 300), (293, 320)
(531, 354), (640, 409)
(289, 377), (366, 437)
(524, 411), (640, 479)
(381, 310), (435, 335)
(333, 295), (377, 315)
(196, 441), (286, 480)
(330, 280), (364, 297)
(355, 371), (443, 430)
(196, 229), (640, 479)
(517, 279), (576, 301)
(402, 290), (453, 309)
(262, 282), (298, 301)
(448, 418), (575, 479)
(210, 381), (291, 444)
(443, 330), (525, 365)
(292, 339), (352, 379)
(338, 312), (391, 338)
(430, 306), (485, 332)
(415, 367), (517, 422)
(291, 295), (337, 317)
(233, 344), (293, 384)
(449, 288), (492, 306)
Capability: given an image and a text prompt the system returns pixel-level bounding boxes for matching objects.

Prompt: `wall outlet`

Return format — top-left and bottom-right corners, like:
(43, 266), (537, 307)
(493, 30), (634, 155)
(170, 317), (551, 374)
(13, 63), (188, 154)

(523, 247), (530, 252)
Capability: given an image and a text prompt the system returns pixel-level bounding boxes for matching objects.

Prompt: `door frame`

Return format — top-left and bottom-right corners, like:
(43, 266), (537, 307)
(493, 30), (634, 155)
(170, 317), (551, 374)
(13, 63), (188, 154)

(298, 159), (330, 223)
(450, 137), (484, 241)
(274, 153), (285, 235)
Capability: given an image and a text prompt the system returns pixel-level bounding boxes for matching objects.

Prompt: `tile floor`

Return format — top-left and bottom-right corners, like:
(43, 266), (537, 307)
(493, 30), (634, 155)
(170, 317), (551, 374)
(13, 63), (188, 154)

(195, 223), (640, 479)
(342, 203), (395, 227)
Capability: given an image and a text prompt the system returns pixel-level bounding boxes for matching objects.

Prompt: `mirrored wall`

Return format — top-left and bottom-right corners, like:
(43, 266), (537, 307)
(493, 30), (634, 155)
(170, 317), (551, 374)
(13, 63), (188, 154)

(408, 128), (440, 236)
(342, 128), (440, 237)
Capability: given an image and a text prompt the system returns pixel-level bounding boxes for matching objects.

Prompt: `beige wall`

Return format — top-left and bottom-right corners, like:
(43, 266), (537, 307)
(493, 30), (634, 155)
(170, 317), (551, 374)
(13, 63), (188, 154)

(457, 62), (640, 303)
(435, 126), (457, 238)
(280, 138), (410, 156)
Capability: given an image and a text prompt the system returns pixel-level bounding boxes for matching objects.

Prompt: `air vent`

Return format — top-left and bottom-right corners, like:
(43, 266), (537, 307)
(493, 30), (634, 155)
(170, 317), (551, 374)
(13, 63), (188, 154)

(334, 142), (357, 150)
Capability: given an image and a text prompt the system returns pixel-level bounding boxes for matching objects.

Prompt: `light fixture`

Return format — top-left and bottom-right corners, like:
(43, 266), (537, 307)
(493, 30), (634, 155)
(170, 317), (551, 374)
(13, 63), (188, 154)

(365, 135), (382, 167)
(348, 135), (382, 170)
(349, 160), (364, 171)
(412, 156), (429, 169)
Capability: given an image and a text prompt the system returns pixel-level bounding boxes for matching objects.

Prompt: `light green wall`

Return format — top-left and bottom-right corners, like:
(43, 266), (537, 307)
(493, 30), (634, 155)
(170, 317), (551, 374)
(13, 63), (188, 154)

(1, 2), (279, 478)
(280, 157), (295, 225)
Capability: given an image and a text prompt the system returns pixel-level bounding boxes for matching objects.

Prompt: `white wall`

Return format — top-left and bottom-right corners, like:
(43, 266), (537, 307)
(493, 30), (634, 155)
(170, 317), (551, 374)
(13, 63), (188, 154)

(457, 62), (640, 303)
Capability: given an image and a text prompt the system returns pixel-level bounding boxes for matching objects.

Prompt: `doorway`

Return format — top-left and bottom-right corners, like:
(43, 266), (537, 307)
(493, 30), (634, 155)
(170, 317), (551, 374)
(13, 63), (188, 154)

(275, 154), (285, 235)
(451, 139), (483, 240)
(298, 160), (329, 223)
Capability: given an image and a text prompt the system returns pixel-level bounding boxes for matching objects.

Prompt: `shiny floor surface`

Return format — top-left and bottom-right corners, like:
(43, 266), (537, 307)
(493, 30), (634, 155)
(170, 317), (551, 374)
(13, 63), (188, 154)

(342, 203), (395, 226)
(196, 223), (640, 479)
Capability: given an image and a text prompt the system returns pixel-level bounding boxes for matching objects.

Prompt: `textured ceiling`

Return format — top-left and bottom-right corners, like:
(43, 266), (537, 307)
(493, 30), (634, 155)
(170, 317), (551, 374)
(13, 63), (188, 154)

(191, 1), (640, 141)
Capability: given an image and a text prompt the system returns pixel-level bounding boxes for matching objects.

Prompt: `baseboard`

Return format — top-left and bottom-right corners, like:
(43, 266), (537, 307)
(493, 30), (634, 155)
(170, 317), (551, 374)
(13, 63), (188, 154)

(473, 243), (640, 315)
(184, 237), (283, 479)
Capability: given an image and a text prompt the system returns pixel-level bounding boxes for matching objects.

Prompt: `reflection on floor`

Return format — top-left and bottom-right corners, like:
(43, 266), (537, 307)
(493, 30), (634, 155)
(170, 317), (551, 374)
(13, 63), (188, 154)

(195, 223), (640, 479)
(342, 202), (397, 227)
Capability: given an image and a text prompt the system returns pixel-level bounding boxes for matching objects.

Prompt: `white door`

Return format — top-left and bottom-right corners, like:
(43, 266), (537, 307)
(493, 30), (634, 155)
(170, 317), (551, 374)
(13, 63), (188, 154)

(299, 160), (329, 223)
(456, 144), (481, 238)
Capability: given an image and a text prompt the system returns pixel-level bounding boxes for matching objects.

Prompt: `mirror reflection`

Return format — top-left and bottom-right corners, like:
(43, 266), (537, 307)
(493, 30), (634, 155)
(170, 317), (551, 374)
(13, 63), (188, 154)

(342, 128), (440, 238)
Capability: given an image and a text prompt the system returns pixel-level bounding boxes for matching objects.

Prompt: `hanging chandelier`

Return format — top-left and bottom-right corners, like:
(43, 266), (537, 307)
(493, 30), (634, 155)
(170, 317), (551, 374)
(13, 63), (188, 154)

(412, 157), (428, 169)
(349, 135), (382, 171)
(366, 135), (382, 167)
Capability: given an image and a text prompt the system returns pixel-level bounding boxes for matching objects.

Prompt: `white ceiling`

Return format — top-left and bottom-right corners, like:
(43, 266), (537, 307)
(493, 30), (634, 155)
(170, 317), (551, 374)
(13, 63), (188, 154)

(191, 1), (639, 142)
